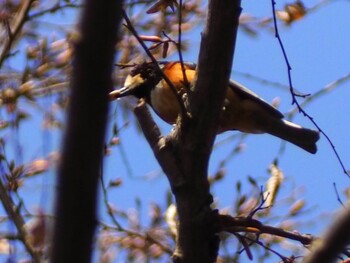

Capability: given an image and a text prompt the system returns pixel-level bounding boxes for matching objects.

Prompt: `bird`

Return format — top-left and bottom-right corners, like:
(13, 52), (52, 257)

(110, 61), (320, 154)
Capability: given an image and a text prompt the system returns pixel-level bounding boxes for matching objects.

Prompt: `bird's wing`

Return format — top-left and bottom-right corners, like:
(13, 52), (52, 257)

(161, 61), (284, 119)
(229, 80), (284, 119)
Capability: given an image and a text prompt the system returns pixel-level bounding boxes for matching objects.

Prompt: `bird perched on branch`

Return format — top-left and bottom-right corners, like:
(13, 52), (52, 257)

(110, 61), (320, 154)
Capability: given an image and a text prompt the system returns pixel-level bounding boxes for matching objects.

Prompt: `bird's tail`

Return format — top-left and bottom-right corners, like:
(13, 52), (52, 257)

(266, 120), (320, 154)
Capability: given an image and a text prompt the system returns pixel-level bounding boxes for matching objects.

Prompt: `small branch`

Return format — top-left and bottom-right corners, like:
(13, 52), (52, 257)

(0, 179), (41, 262)
(271, 0), (349, 176)
(100, 174), (123, 230)
(99, 176), (173, 255)
(133, 100), (185, 189)
(238, 233), (293, 263)
(0, 0), (36, 67)
(333, 182), (345, 207)
(248, 187), (270, 218)
(29, 2), (82, 19)
(219, 214), (313, 246)
(122, 10), (188, 119)
(101, 222), (173, 255)
(177, 0), (189, 88)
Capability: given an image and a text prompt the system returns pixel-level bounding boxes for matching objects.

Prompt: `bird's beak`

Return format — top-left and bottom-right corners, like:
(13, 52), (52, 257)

(109, 86), (132, 100)
(109, 74), (144, 101)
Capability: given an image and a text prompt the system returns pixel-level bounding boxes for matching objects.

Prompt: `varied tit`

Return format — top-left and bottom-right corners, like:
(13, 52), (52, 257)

(110, 61), (320, 154)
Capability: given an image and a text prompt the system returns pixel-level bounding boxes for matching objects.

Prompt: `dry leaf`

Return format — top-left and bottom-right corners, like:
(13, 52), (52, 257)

(146, 0), (178, 14)
(277, 1), (306, 25)
(263, 163), (284, 213)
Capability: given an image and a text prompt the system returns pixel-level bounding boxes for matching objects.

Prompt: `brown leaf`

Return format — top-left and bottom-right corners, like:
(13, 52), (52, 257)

(146, 0), (178, 14)
(26, 211), (46, 249)
(162, 41), (169, 58)
(277, 1), (307, 25)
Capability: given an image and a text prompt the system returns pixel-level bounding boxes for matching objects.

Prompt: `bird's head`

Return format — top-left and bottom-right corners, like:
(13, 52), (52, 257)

(110, 62), (164, 100)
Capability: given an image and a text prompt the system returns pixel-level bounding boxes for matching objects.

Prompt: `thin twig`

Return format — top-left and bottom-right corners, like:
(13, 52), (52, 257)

(271, 0), (349, 176)
(237, 233), (292, 262)
(122, 9), (188, 120)
(0, 179), (41, 262)
(333, 182), (345, 207)
(29, 3), (82, 19)
(99, 174), (173, 255)
(248, 187), (271, 218)
(177, 0), (189, 88)
(0, 0), (36, 67)
(100, 222), (173, 255)
(219, 214), (313, 245)
(100, 172), (123, 230)
(289, 72), (350, 115)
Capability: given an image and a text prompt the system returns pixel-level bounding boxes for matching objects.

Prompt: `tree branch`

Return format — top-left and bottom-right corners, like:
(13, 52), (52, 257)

(170, 1), (242, 262)
(50, 0), (123, 262)
(303, 205), (350, 263)
(130, 1), (241, 262)
(133, 100), (186, 189)
(219, 214), (313, 245)
(0, 0), (35, 67)
(0, 179), (41, 262)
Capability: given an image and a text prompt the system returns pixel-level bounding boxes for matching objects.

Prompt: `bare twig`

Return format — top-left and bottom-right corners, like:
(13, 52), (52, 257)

(100, 173), (123, 230)
(270, 0), (349, 176)
(237, 233), (293, 262)
(100, 222), (173, 255)
(0, 179), (41, 262)
(248, 187), (271, 218)
(121, 10), (188, 120)
(333, 182), (345, 207)
(29, 2), (82, 19)
(0, 0), (36, 67)
(177, 0), (189, 88)
(289, 72), (350, 115)
(219, 214), (312, 245)
(99, 172), (173, 255)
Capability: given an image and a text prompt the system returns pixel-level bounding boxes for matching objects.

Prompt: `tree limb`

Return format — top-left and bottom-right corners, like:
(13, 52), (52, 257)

(0, 0), (35, 67)
(170, 1), (242, 262)
(133, 0), (242, 262)
(50, 0), (123, 262)
(303, 205), (350, 263)
(219, 214), (313, 245)
(0, 179), (41, 262)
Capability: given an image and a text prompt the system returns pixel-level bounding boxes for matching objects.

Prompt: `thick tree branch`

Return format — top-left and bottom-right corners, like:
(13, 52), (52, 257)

(132, 1), (241, 262)
(50, 0), (123, 262)
(134, 100), (186, 189)
(184, 0), (242, 149)
(170, 1), (242, 262)
(303, 205), (350, 263)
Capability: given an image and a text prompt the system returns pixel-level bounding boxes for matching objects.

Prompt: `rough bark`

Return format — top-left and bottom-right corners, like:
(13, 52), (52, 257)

(135, 1), (242, 262)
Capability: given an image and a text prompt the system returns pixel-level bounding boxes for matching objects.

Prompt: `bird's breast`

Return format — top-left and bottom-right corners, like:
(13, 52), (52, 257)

(150, 81), (180, 124)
